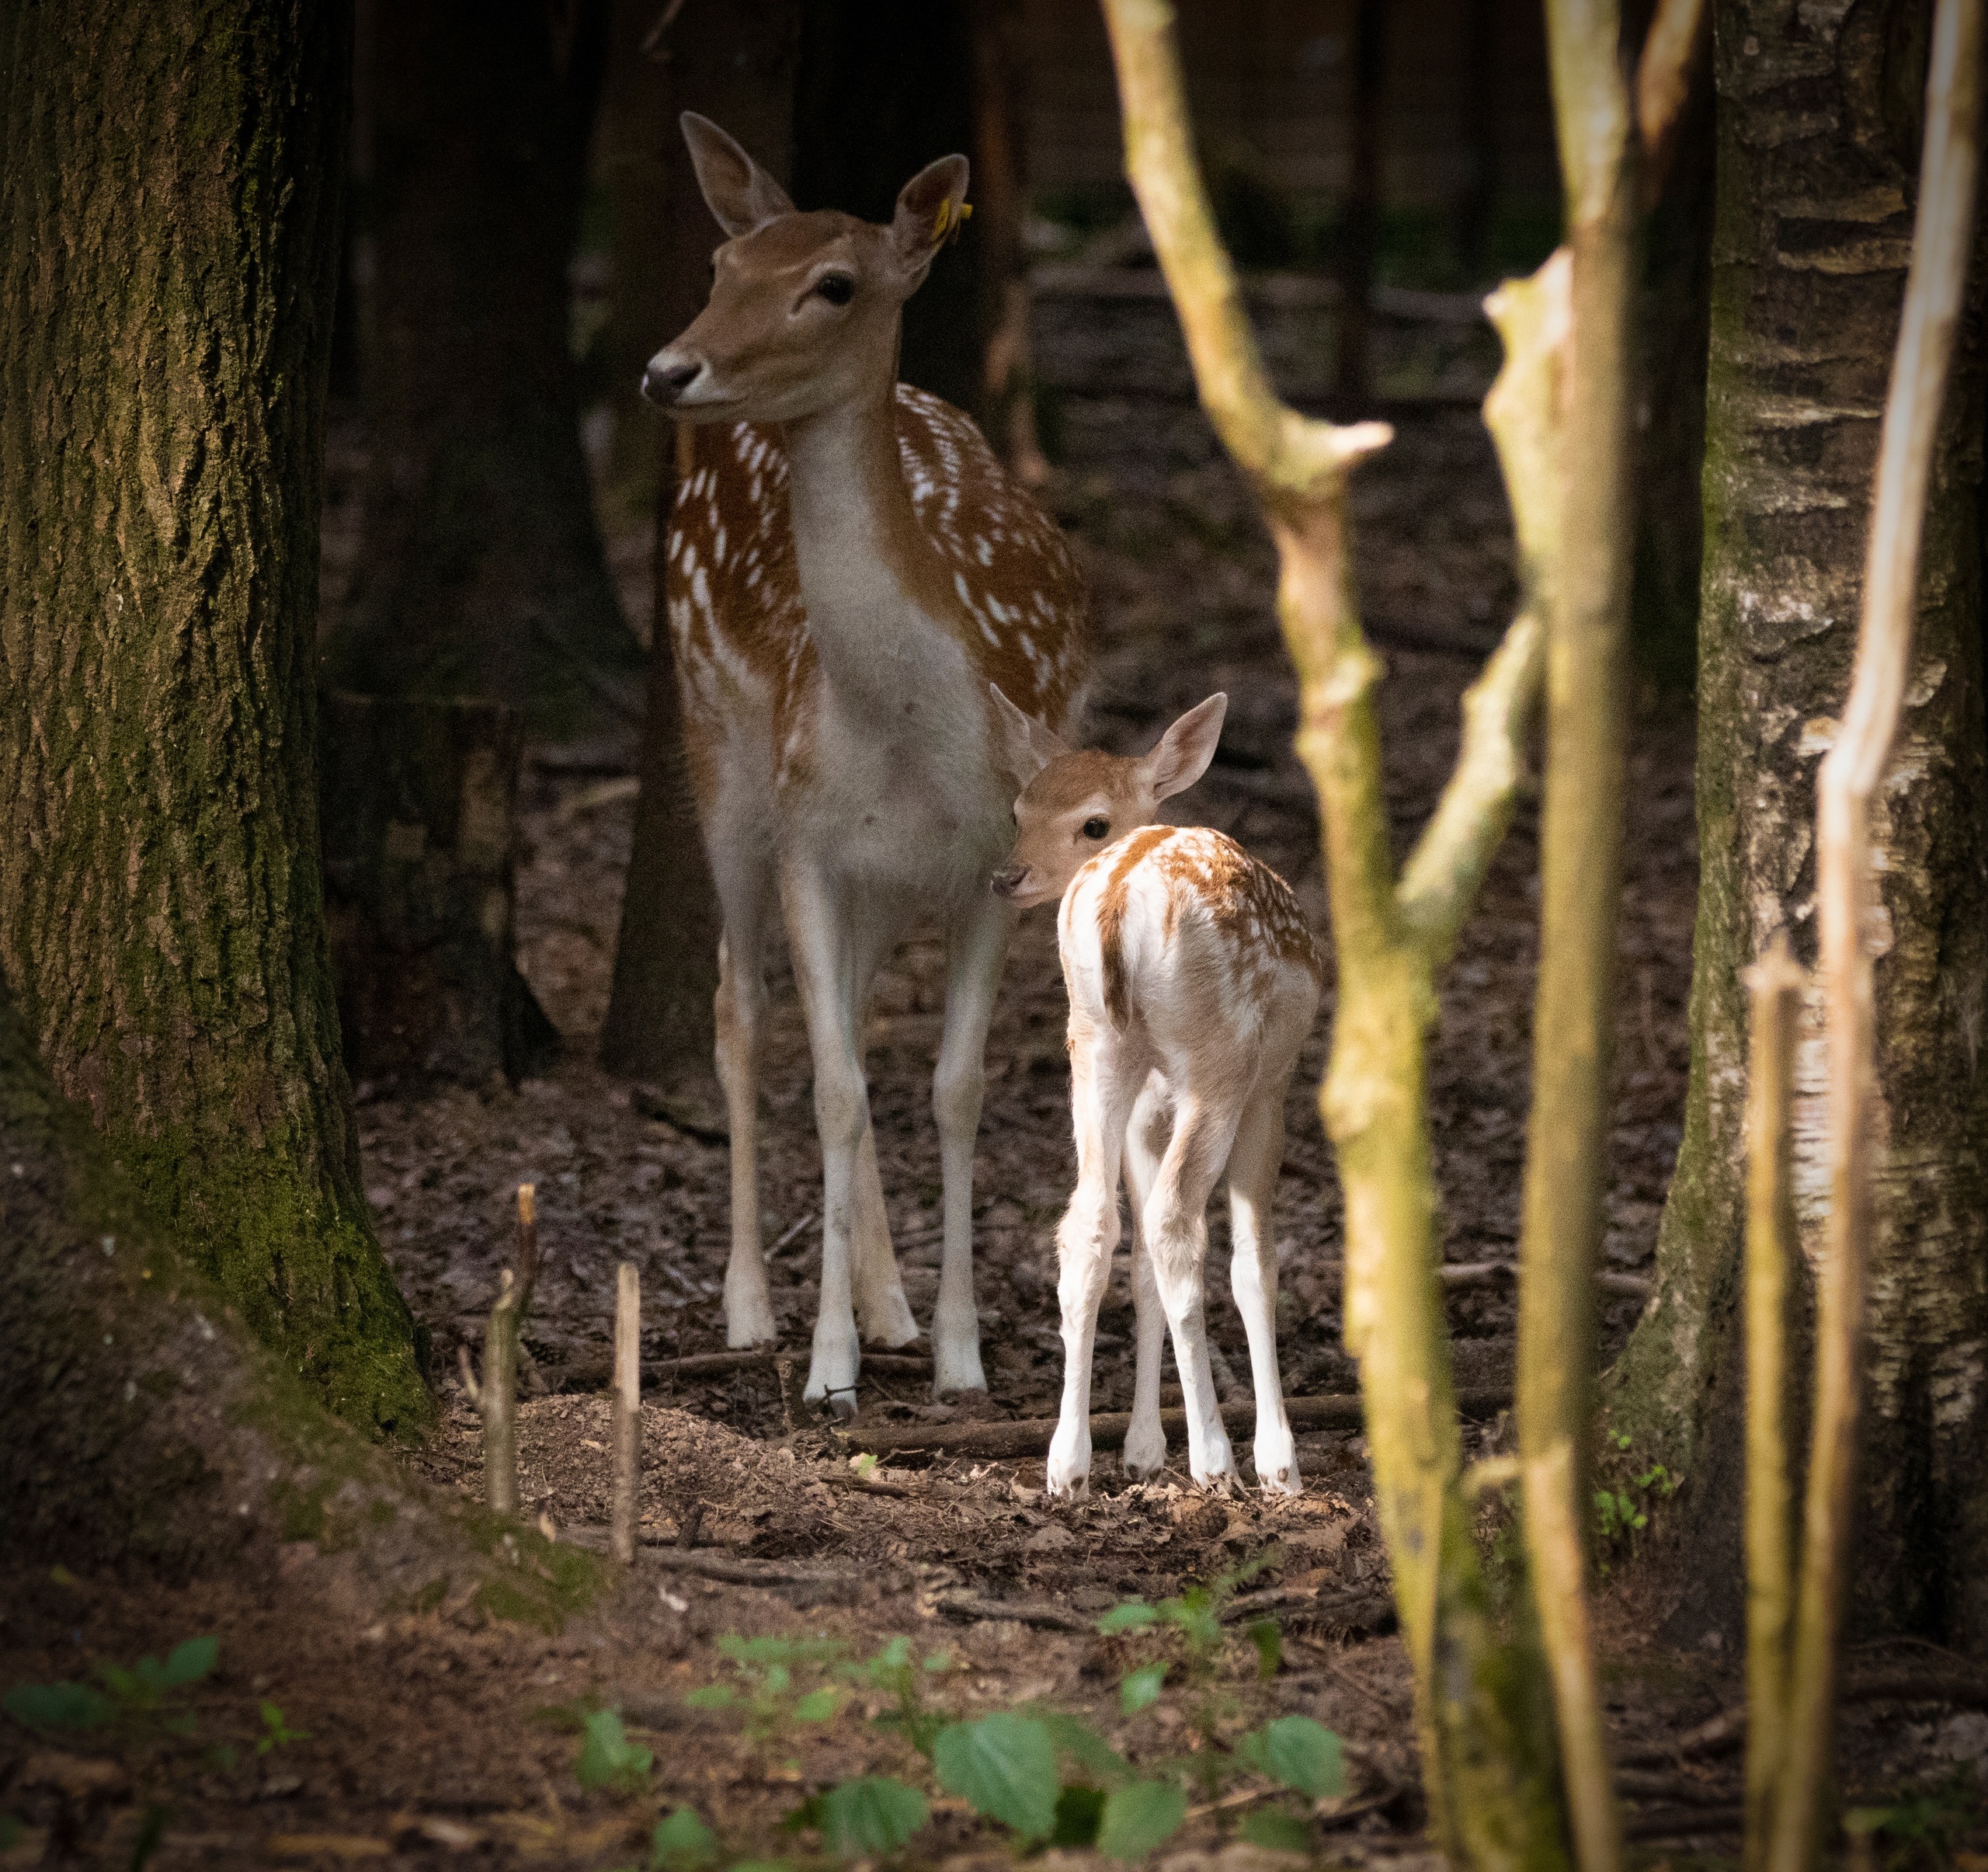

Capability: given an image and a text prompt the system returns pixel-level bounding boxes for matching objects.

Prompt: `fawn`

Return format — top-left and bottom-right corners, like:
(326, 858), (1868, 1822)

(639, 116), (1088, 1414)
(991, 688), (1322, 1495)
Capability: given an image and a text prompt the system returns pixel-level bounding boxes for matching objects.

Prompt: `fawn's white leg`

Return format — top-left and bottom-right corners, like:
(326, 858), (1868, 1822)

(714, 873), (775, 1348)
(1225, 1077), (1299, 1494)
(926, 894), (1011, 1395)
(1048, 1027), (1138, 1497)
(782, 861), (879, 1417)
(852, 1113), (918, 1349)
(1122, 1074), (1172, 1480)
(1145, 1095), (1245, 1491)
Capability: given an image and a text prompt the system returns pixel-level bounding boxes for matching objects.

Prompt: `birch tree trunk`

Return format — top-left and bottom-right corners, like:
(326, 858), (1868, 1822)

(1608, 0), (1988, 1655)
(0, 0), (428, 1432)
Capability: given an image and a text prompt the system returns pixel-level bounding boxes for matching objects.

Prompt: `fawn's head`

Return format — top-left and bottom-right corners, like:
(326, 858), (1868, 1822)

(989, 689), (1228, 908)
(641, 113), (970, 426)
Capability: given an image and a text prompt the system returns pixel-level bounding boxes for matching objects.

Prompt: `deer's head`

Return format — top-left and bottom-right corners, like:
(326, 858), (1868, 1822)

(988, 689), (1228, 908)
(641, 113), (970, 426)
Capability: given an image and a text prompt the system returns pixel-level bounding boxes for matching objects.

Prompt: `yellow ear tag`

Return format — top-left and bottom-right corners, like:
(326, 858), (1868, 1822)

(932, 199), (972, 244)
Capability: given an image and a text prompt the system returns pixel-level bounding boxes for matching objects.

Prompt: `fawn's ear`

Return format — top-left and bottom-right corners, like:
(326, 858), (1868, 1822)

(890, 155), (971, 293)
(990, 684), (1067, 787)
(1142, 693), (1228, 800)
(682, 113), (796, 238)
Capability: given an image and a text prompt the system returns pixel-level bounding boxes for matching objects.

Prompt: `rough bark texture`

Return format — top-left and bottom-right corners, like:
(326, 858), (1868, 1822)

(330, 0), (641, 729)
(596, 2), (796, 1104)
(320, 694), (559, 1088)
(0, 973), (603, 1624)
(1609, 0), (1988, 1655)
(0, 0), (427, 1431)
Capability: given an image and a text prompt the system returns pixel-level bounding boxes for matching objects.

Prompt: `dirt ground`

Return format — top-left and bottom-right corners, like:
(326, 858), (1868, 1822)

(6, 298), (1985, 1870)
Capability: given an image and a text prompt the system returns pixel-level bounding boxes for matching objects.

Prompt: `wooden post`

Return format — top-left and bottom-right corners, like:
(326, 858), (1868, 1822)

(611, 1261), (643, 1564)
(461, 1184), (539, 1518)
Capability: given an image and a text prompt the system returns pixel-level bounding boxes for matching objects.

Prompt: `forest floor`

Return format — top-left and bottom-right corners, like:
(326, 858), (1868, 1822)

(5, 295), (1986, 1870)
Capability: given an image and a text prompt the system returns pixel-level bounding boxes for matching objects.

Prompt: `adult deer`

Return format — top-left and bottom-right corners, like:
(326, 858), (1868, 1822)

(639, 115), (1088, 1414)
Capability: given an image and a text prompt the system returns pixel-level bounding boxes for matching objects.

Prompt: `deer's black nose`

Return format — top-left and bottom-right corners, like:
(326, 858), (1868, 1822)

(991, 865), (1029, 899)
(642, 359), (702, 405)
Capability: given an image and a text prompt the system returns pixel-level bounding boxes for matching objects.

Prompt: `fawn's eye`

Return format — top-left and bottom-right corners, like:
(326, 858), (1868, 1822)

(814, 273), (856, 306)
(1082, 816), (1110, 840)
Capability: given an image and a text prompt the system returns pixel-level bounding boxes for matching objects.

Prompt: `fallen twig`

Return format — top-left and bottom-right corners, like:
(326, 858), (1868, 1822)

(836, 1388), (1510, 1459)
(929, 1591), (1094, 1633)
(1219, 1583), (1393, 1631)
(638, 1545), (864, 1589)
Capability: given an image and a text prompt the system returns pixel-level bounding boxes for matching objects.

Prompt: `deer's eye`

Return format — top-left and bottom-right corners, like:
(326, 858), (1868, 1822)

(1082, 816), (1110, 840)
(814, 273), (856, 306)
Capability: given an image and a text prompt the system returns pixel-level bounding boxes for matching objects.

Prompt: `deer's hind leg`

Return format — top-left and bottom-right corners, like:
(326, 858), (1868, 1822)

(1224, 981), (1314, 1494)
(1121, 1071), (1173, 1481)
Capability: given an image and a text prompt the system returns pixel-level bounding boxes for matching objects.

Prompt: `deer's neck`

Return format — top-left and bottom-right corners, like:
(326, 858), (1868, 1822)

(781, 390), (966, 715)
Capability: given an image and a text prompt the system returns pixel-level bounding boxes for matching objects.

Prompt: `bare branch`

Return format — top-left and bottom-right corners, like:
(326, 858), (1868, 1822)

(1635, 0), (1709, 204)
(1743, 934), (1805, 1867)
(1772, 5), (1983, 1870)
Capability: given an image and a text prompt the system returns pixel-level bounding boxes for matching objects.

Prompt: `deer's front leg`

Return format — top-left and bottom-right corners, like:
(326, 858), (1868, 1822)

(714, 902), (774, 1348)
(927, 893), (1012, 1396)
(782, 862), (871, 1418)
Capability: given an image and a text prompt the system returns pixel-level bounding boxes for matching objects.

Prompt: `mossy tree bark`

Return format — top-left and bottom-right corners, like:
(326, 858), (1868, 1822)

(0, 0), (427, 1432)
(1608, 0), (1988, 1656)
(596, 2), (795, 1106)
(329, 0), (641, 730)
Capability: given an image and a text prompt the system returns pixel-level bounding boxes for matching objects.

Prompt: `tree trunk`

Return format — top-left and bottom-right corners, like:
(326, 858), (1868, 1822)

(596, 1), (796, 1105)
(329, 0), (641, 731)
(1607, 0), (1988, 1655)
(0, 0), (427, 1432)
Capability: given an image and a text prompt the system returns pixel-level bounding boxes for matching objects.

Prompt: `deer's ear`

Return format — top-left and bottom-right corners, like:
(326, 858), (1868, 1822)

(990, 684), (1066, 786)
(1142, 693), (1228, 801)
(889, 155), (971, 291)
(681, 113), (795, 238)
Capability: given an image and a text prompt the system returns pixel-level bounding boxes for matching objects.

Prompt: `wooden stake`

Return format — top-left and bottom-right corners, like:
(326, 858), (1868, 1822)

(1743, 934), (1804, 1871)
(1771, 7), (1982, 1870)
(610, 1261), (641, 1565)
(482, 1268), (521, 1515)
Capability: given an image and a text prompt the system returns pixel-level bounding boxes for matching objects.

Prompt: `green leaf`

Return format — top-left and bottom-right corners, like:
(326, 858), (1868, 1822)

(1239, 1810), (1313, 1854)
(792, 1688), (839, 1723)
(1051, 1785), (1106, 1847)
(4, 1681), (113, 1731)
(817, 1776), (929, 1857)
(575, 1710), (653, 1793)
(649, 1807), (718, 1870)
(162, 1637), (219, 1687)
(1120, 1663), (1167, 1714)
(1096, 1780), (1187, 1860)
(922, 1653), (950, 1674)
(1038, 1710), (1130, 1782)
(683, 1685), (735, 1710)
(1096, 1602), (1159, 1635)
(933, 1714), (1060, 1837)
(1237, 1717), (1346, 1800)
(1246, 1620), (1282, 1679)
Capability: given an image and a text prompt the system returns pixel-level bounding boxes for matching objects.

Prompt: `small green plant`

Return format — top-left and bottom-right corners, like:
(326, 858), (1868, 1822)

(685, 1636), (847, 1769)
(1846, 1767), (1981, 1871)
(575, 1708), (654, 1795)
(3, 1635), (218, 1741)
(1594, 1431), (1680, 1561)
(844, 1637), (951, 1759)
(255, 1702), (310, 1754)
(792, 1776), (930, 1860)
(648, 1807), (720, 1871)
